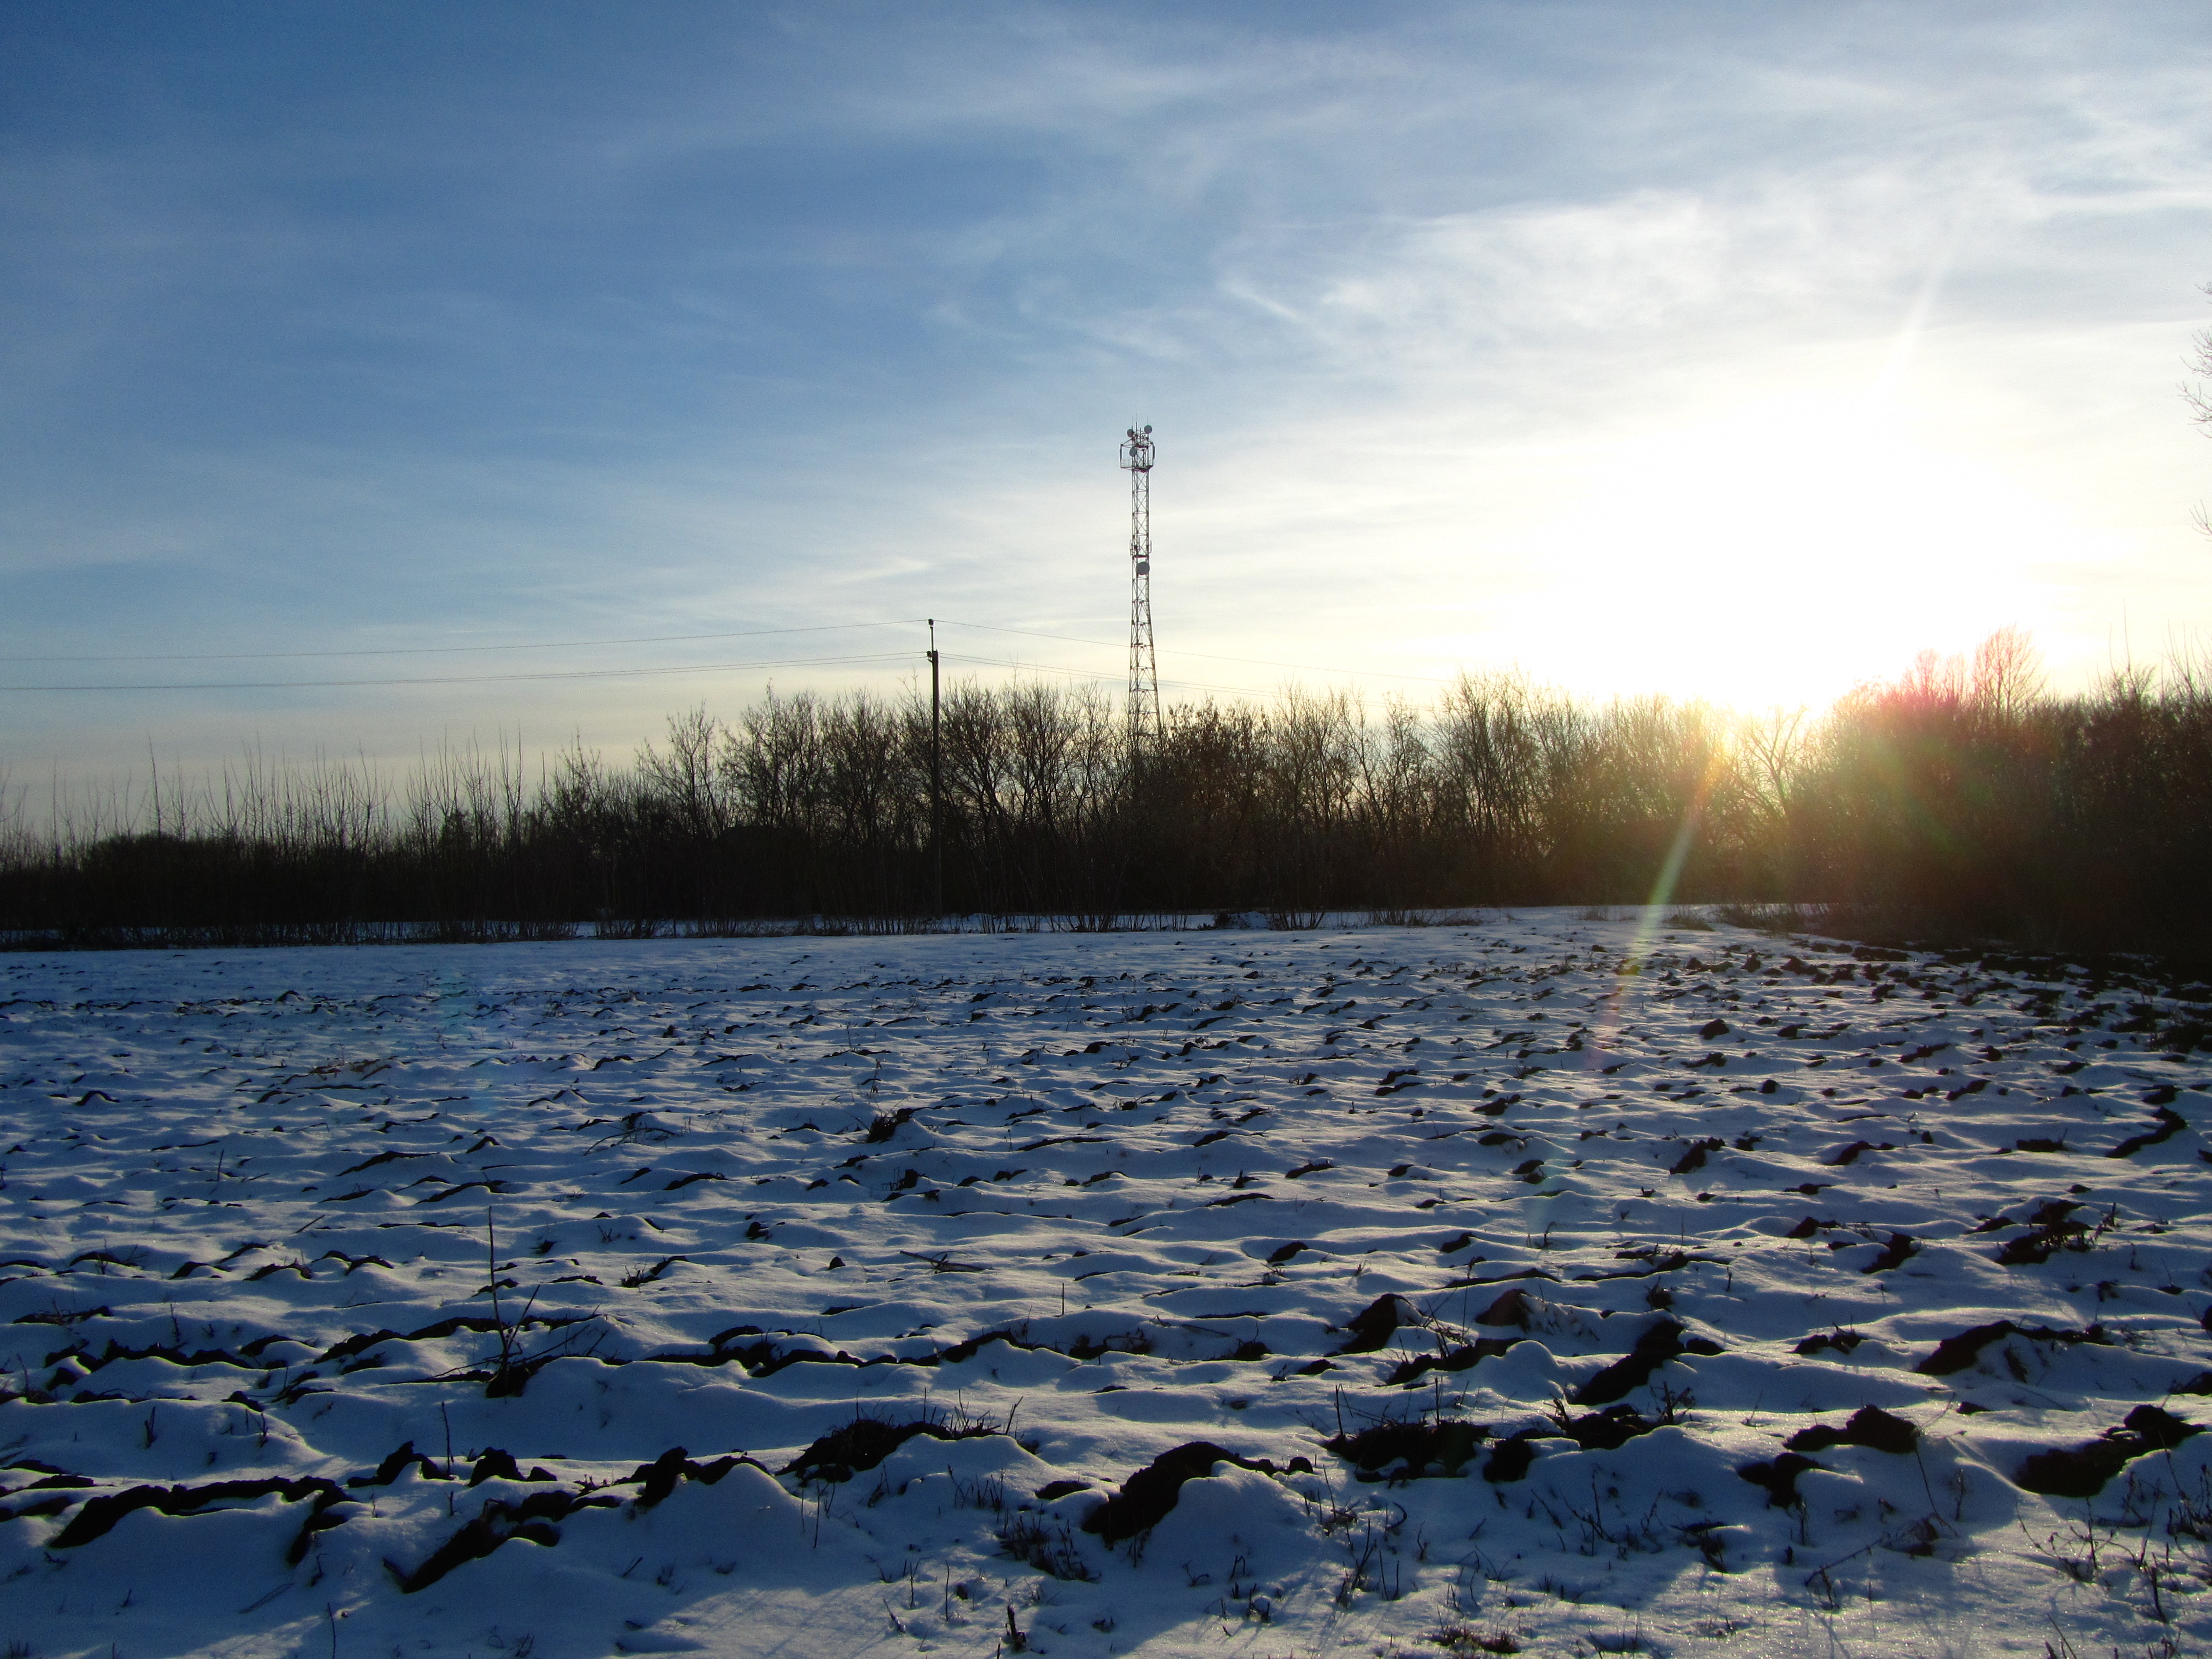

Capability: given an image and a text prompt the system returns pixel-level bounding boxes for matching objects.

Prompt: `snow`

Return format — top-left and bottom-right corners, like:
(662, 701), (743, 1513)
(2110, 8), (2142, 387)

(2, 910), (2209, 1658)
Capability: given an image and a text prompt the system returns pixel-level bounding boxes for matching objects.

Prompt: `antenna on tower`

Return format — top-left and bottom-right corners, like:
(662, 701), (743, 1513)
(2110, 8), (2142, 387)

(1119, 424), (1160, 754)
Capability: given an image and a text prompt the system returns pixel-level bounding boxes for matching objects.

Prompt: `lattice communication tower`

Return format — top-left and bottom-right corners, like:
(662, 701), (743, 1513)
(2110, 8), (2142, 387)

(1119, 424), (1161, 753)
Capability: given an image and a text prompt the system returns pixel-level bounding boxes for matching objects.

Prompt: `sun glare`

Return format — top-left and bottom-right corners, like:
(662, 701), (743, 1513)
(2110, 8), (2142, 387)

(1460, 392), (2083, 709)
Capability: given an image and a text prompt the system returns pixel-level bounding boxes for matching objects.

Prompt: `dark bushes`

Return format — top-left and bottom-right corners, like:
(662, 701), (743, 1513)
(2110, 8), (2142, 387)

(6, 636), (2209, 954)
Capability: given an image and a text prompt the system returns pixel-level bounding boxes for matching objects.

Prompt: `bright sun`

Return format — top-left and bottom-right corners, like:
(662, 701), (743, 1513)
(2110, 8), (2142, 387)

(1450, 391), (2086, 708)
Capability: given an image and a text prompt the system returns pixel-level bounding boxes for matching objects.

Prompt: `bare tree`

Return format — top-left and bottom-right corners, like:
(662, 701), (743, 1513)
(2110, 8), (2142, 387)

(1736, 705), (1807, 825)
(2184, 280), (2212, 537)
(1971, 627), (2044, 722)
(637, 706), (731, 839)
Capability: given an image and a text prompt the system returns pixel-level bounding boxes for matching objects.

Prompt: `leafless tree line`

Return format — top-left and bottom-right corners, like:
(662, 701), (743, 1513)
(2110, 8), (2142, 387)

(4, 630), (2208, 952)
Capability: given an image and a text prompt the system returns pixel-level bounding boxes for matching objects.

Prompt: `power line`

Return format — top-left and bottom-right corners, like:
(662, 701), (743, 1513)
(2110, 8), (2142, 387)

(0, 610), (1461, 690)
(0, 651), (920, 694)
(0, 617), (1469, 697)
(0, 619), (927, 666)
(938, 652), (1316, 704)
(938, 618), (1458, 686)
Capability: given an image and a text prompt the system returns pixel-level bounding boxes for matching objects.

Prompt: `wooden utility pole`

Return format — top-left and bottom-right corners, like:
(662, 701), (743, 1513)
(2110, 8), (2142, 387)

(928, 619), (943, 916)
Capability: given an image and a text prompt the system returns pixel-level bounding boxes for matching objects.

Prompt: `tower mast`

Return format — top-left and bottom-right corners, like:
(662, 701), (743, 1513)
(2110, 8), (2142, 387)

(1119, 424), (1160, 754)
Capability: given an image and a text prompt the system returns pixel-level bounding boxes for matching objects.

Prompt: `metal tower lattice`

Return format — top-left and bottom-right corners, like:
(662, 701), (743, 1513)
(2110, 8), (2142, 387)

(1119, 424), (1161, 753)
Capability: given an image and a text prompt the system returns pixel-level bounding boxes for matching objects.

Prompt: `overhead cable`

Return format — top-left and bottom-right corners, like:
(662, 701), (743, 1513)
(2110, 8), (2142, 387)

(937, 618), (1458, 686)
(0, 651), (920, 694)
(1, 618), (1468, 697)
(0, 620), (927, 665)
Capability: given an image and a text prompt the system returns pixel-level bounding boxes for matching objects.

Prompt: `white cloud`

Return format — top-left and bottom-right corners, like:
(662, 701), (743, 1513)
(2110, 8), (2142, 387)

(5, 1), (2211, 781)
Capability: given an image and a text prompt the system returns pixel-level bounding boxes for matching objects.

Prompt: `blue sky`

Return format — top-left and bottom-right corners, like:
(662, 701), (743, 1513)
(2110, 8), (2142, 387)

(5, 2), (2211, 780)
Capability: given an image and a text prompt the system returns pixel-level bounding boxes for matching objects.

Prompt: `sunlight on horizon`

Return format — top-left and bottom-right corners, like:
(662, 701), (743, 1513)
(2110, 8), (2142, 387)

(1433, 388), (2089, 710)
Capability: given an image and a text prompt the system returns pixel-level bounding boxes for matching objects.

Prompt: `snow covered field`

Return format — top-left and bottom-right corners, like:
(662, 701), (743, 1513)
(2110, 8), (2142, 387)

(3, 912), (2210, 1659)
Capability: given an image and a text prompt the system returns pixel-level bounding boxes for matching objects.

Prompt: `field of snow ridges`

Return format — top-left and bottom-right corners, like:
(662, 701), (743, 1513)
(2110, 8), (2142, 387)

(1, 914), (2209, 1659)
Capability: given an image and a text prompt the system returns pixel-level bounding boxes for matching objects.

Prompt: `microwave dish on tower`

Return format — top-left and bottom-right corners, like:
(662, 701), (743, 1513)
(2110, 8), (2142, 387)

(1119, 424), (1161, 754)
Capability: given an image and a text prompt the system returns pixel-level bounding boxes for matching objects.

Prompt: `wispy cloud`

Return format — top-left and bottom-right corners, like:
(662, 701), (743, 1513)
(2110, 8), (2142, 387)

(2, 1), (2209, 774)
